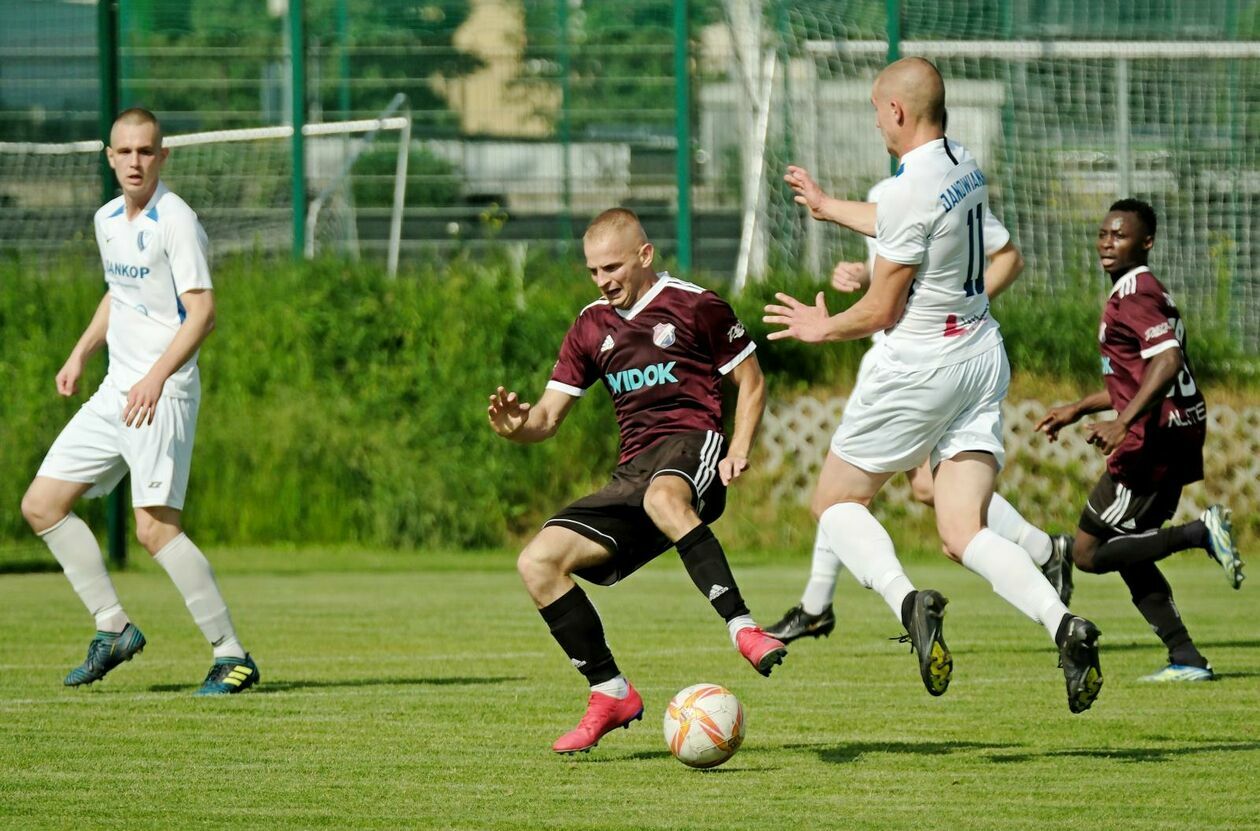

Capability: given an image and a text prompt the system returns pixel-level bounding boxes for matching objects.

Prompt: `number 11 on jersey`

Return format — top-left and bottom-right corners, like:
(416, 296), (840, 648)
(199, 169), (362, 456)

(963, 203), (985, 298)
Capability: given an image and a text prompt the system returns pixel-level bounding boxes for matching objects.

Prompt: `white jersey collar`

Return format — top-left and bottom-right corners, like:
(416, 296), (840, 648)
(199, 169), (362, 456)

(1109, 264), (1151, 297)
(617, 271), (672, 320)
(897, 137), (948, 169)
(113, 181), (169, 223)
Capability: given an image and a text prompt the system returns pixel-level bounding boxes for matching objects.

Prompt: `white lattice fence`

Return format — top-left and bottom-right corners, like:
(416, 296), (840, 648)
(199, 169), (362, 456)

(762, 396), (1260, 526)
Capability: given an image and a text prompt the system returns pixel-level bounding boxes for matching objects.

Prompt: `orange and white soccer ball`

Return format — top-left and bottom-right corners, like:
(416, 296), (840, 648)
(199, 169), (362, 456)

(663, 683), (745, 768)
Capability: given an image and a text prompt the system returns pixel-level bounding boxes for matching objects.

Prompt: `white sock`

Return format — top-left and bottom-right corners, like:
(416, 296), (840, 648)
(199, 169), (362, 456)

(961, 528), (1068, 641)
(39, 514), (128, 632)
(987, 493), (1052, 567)
(591, 674), (629, 699)
(800, 524), (843, 615)
(819, 503), (915, 623)
(726, 614), (756, 646)
(153, 534), (245, 659)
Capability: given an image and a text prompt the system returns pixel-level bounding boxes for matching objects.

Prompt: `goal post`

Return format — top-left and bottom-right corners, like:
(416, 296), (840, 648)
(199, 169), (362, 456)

(0, 105), (412, 271)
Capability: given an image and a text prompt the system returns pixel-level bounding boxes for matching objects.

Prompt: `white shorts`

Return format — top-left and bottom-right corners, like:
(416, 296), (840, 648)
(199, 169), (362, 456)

(831, 343), (1008, 474)
(37, 381), (199, 509)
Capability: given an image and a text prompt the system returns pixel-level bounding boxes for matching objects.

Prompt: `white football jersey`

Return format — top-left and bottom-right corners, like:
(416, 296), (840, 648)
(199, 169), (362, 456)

(94, 181), (212, 398)
(874, 138), (1008, 369)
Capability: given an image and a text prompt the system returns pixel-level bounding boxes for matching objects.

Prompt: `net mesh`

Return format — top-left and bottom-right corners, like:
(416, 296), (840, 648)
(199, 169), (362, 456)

(0, 120), (407, 261)
(717, 2), (1260, 348)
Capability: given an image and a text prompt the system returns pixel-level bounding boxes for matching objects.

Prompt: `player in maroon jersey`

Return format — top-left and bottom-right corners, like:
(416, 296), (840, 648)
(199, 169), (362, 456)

(487, 208), (786, 754)
(1036, 199), (1244, 681)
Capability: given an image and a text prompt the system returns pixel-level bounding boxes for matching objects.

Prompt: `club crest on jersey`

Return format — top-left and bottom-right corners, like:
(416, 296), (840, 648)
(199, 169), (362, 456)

(600, 334), (614, 353)
(652, 322), (677, 348)
(136, 230), (153, 252)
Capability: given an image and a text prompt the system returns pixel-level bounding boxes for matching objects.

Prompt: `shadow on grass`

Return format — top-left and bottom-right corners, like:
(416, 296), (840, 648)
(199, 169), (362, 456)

(787, 739), (1019, 764)
(0, 560), (61, 575)
(968, 638), (1260, 655)
(987, 741), (1260, 764)
(146, 676), (521, 693)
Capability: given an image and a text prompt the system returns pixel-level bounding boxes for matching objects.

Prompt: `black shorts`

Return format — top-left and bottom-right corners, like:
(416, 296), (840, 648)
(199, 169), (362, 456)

(545, 430), (727, 586)
(1079, 470), (1183, 540)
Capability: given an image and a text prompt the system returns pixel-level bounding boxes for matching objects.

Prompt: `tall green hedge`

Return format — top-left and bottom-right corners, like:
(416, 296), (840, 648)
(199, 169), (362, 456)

(2, 254), (1254, 550)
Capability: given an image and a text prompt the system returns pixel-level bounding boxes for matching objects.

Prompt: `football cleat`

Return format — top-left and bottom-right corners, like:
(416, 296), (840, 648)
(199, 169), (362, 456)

(901, 590), (952, 696)
(551, 684), (644, 754)
(194, 653), (259, 696)
(1043, 534), (1075, 606)
(763, 604), (836, 644)
(1058, 616), (1103, 713)
(735, 626), (788, 676)
(1139, 663), (1215, 682)
(64, 623), (146, 687)
(1201, 505), (1245, 590)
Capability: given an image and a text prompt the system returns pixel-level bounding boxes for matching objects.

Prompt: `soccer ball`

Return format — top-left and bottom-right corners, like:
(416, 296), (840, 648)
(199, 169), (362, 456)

(663, 683), (745, 768)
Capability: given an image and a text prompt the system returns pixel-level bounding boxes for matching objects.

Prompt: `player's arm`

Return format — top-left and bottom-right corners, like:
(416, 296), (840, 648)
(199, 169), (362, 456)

(55, 292), (112, 397)
(982, 241), (1024, 300)
(784, 165), (877, 237)
(764, 255), (916, 343)
(719, 354), (765, 485)
(1083, 349), (1182, 454)
(122, 289), (215, 427)
(1035, 390), (1112, 442)
(487, 386), (578, 444)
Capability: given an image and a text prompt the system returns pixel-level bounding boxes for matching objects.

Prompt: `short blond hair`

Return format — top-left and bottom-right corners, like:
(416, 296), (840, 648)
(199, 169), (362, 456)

(112, 107), (163, 145)
(583, 208), (648, 247)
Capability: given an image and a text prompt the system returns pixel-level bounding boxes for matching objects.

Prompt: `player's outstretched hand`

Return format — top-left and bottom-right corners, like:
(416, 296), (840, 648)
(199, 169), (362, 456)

(718, 454), (749, 486)
(763, 291), (833, 343)
(831, 261), (868, 293)
(487, 385), (530, 437)
(1035, 404), (1079, 442)
(784, 165), (830, 221)
(55, 356), (84, 397)
(123, 373), (164, 427)
(1083, 419), (1128, 455)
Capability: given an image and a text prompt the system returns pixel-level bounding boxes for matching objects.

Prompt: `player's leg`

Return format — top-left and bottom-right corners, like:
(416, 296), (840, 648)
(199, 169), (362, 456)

(26, 389), (145, 686)
(126, 394), (255, 694)
(642, 472), (787, 676)
(518, 524), (644, 753)
(1120, 561), (1213, 681)
(764, 521), (841, 643)
(1077, 477), (1242, 588)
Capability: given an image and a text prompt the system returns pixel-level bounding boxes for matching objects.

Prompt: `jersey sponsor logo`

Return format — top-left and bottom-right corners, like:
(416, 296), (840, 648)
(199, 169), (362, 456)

(1167, 400), (1207, 427)
(727, 321), (745, 342)
(136, 230), (152, 252)
(606, 361), (678, 394)
(105, 259), (151, 280)
(941, 308), (989, 338)
(1144, 321), (1172, 340)
(652, 322), (677, 348)
(938, 168), (986, 213)
(600, 334), (614, 353)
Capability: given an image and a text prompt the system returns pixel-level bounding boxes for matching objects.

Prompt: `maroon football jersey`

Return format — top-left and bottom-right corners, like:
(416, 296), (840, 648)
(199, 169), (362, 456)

(547, 273), (756, 463)
(1098, 266), (1206, 487)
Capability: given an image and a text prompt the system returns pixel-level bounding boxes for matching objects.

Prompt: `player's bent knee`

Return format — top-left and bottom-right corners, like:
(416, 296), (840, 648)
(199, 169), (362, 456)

(19, 489), (62, 533)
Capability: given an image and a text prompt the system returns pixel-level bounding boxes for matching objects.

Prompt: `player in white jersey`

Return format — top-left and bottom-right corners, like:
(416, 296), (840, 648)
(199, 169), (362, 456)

(764, 58), (1103, 713)
(20, 108), (258, 695)
(767, 173), (1074, 644)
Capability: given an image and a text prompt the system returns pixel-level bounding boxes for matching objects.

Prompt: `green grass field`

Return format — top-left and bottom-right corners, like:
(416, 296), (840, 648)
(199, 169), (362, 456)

(1, 550), (1257, 830)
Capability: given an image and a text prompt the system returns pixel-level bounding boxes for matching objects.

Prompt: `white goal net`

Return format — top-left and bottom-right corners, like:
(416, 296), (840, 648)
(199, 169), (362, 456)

(714, 3), (1260, 349)
(0, 107), (410, 273)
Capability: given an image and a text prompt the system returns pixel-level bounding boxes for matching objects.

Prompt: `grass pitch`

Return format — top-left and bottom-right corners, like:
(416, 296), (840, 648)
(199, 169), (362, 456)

(1, 549), (1257, 830)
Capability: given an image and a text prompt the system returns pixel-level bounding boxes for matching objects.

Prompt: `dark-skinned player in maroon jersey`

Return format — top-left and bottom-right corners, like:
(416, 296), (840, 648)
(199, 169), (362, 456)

(487, 208), (787, 754)
(1036, 199), (1244, 682)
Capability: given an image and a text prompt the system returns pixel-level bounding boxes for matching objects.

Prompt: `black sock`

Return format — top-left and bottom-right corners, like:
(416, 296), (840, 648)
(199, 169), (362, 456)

(1091, 521), (1208, 573)
(675, 524), (750, 622)
(538, 585), (619, 684)
(900, 592), (917, 631)
(1120, 563), (1208, 669)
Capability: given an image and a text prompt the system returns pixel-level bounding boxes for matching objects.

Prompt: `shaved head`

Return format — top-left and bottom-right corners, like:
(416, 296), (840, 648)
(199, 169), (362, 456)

(111, 107), (163, 147)
(583, 207), (648, 248)
(874, 58), (946, 128)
